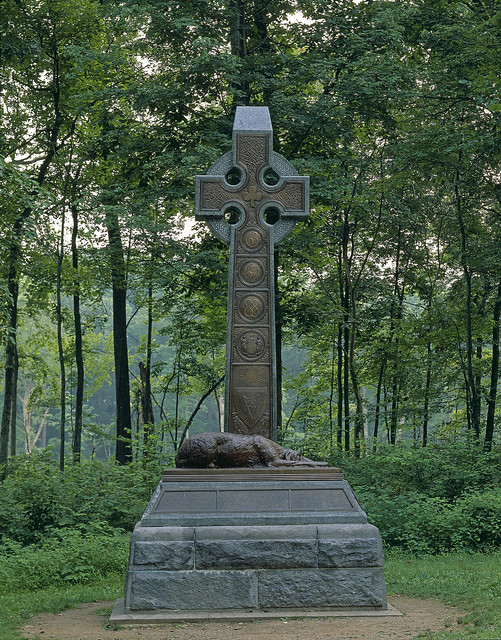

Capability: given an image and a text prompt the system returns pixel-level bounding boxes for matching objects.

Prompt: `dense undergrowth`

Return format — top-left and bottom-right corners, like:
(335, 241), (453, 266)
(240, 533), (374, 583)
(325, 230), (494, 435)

(329, 440), (501, 554)
(0, 442), (500, 639)
(0, 440), (499, 559)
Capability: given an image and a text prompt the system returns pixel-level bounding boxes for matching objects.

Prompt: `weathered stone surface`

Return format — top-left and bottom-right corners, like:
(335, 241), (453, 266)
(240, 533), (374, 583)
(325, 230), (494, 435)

(131, 525), (194, 541)
(316, 523), (380, 539)
(258, 568), (387, 609)
(196, 539), (317, 570)
(195, 524), (318, 541)
(132, 541), (194, 570)
(318, 538), (382, 568)
(127, 570), (257, 611)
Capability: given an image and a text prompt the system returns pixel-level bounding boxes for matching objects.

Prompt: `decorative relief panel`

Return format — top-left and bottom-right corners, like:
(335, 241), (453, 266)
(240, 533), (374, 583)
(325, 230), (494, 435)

(232, 364), (270, 386)
(275, 182), (305, 211)
(237, 135), (268, 174)
(237, 258), (266, 287)
(239, 227), (265, 253)
(200, 181), (231, 211)
(235, 292), (267, 324)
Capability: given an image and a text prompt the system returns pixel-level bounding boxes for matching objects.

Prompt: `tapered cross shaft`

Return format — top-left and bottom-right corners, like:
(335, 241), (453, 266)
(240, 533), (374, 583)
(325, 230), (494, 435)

(195, 107), (309, 440)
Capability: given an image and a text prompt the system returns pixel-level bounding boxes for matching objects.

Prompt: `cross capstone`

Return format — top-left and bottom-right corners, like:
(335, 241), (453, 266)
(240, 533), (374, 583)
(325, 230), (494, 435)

(195, 106), (309, 440)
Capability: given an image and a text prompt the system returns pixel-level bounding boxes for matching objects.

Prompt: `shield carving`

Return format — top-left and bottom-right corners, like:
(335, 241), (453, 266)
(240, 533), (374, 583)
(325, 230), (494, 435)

(233, 386), (268, 429)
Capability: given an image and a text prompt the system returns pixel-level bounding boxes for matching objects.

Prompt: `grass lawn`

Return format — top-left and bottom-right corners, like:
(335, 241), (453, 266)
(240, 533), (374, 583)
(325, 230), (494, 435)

(1, 551), (500, 640)
(385, 550), (501, 639)
(0, 577), (124, 640)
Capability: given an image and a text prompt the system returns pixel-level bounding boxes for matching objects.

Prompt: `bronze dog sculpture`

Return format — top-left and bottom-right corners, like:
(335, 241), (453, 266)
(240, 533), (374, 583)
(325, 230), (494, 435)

(175, 432), (327, 469)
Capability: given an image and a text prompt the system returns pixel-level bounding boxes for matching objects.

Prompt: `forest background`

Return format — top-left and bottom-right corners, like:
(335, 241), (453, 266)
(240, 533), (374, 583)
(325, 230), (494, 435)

(1, 1), (501, 637)
(2, 0), (501, 465)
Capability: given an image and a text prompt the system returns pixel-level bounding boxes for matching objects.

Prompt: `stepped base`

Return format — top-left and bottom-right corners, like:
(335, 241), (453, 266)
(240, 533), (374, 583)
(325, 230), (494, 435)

(116, 468), (388, 618)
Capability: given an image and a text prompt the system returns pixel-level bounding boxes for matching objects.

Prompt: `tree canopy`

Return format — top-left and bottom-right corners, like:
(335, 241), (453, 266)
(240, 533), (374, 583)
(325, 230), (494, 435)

(1, 0), (500, 467)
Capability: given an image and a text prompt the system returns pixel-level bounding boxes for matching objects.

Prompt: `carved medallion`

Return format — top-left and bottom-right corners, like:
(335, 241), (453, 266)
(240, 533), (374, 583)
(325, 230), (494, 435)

(236, 330), (266, 360)
(241, 228), (264, 252)
(238, 294), (266, 322)
(240, 259), (265, 286)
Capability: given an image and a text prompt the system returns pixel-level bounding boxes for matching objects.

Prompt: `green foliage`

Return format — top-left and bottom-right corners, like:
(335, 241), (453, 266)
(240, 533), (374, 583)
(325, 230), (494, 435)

(358, 487), (501, 554)
(0, 528), (129, 594)
(0, 451), (161, 544)
(327, 442), (501, 554)
(334, 441), (501, 499)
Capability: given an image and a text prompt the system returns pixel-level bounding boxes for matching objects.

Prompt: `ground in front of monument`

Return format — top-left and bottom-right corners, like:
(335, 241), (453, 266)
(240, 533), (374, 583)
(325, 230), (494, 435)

(22, 596), (463, 640)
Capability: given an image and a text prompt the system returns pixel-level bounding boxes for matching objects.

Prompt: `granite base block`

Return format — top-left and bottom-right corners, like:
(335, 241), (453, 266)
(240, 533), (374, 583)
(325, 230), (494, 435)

(195, 539), (318, 569)
(258, 568), (387, 609)
(127, 570), (257, 611)
(120, 469), (388, 616)
(111, 598), (402, 624)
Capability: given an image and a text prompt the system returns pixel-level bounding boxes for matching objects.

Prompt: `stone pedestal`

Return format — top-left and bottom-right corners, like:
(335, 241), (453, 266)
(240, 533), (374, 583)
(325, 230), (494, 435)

(111, 468), (390, 622)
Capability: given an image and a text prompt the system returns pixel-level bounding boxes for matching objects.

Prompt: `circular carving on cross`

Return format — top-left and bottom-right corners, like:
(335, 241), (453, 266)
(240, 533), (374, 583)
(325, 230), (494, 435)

(236, 330), (266, 360)
(241, 228), (264, 252)
(240, 260), (265, 286)
(238, 294), (265, 322)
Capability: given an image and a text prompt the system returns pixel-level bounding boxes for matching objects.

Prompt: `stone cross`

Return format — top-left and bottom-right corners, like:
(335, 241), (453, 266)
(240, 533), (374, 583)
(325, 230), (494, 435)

(195, 107), (309, 441)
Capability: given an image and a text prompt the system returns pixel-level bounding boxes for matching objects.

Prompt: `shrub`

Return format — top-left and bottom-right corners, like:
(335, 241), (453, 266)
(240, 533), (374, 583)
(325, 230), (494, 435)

(0, 452), (163, 544)
(332, 440), (501, 500)
(0, 528), (129, 594)
(357, 487), (501, 554)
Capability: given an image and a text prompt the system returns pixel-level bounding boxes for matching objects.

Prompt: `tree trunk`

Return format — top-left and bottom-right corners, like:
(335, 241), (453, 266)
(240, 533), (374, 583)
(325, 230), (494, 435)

(229, 0), (249, 105)
(373, 358), (386, 449)
(0, 216), (23, 469)
(139, 284), (155, 459)
(485, 277), (501, 450)
(336, 322), (343, 448)
(343, 322), (350, 451)
(329, 341), (336, 452)
(422, 340), (432, 447)
(139, 360), (155, 454)
(455, 170), (480, 438)
(71, 204), (84, 463)
(9, 345), (18, 457)
(56, 208), (66, 471)
(390, 377), (399, 445)
(388, 223), (407, 445)
(105, 206), (132, 465)
(340, 229), (350, 452)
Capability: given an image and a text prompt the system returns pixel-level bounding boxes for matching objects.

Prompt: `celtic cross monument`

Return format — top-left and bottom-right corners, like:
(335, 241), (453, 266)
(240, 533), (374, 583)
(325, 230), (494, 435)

(113, 106), (388, 625)
(195, 106), (309, 440)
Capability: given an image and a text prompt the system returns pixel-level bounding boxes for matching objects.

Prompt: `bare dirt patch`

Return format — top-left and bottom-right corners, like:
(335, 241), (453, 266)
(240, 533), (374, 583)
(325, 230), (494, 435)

(22, 597), (463, 640)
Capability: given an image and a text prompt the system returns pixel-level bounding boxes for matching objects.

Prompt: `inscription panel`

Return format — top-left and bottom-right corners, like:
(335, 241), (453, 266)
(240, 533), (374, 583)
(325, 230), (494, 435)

(290, 489), (355, 511)
(218, 489), (289, 512)
(156, 490), (217, 513)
